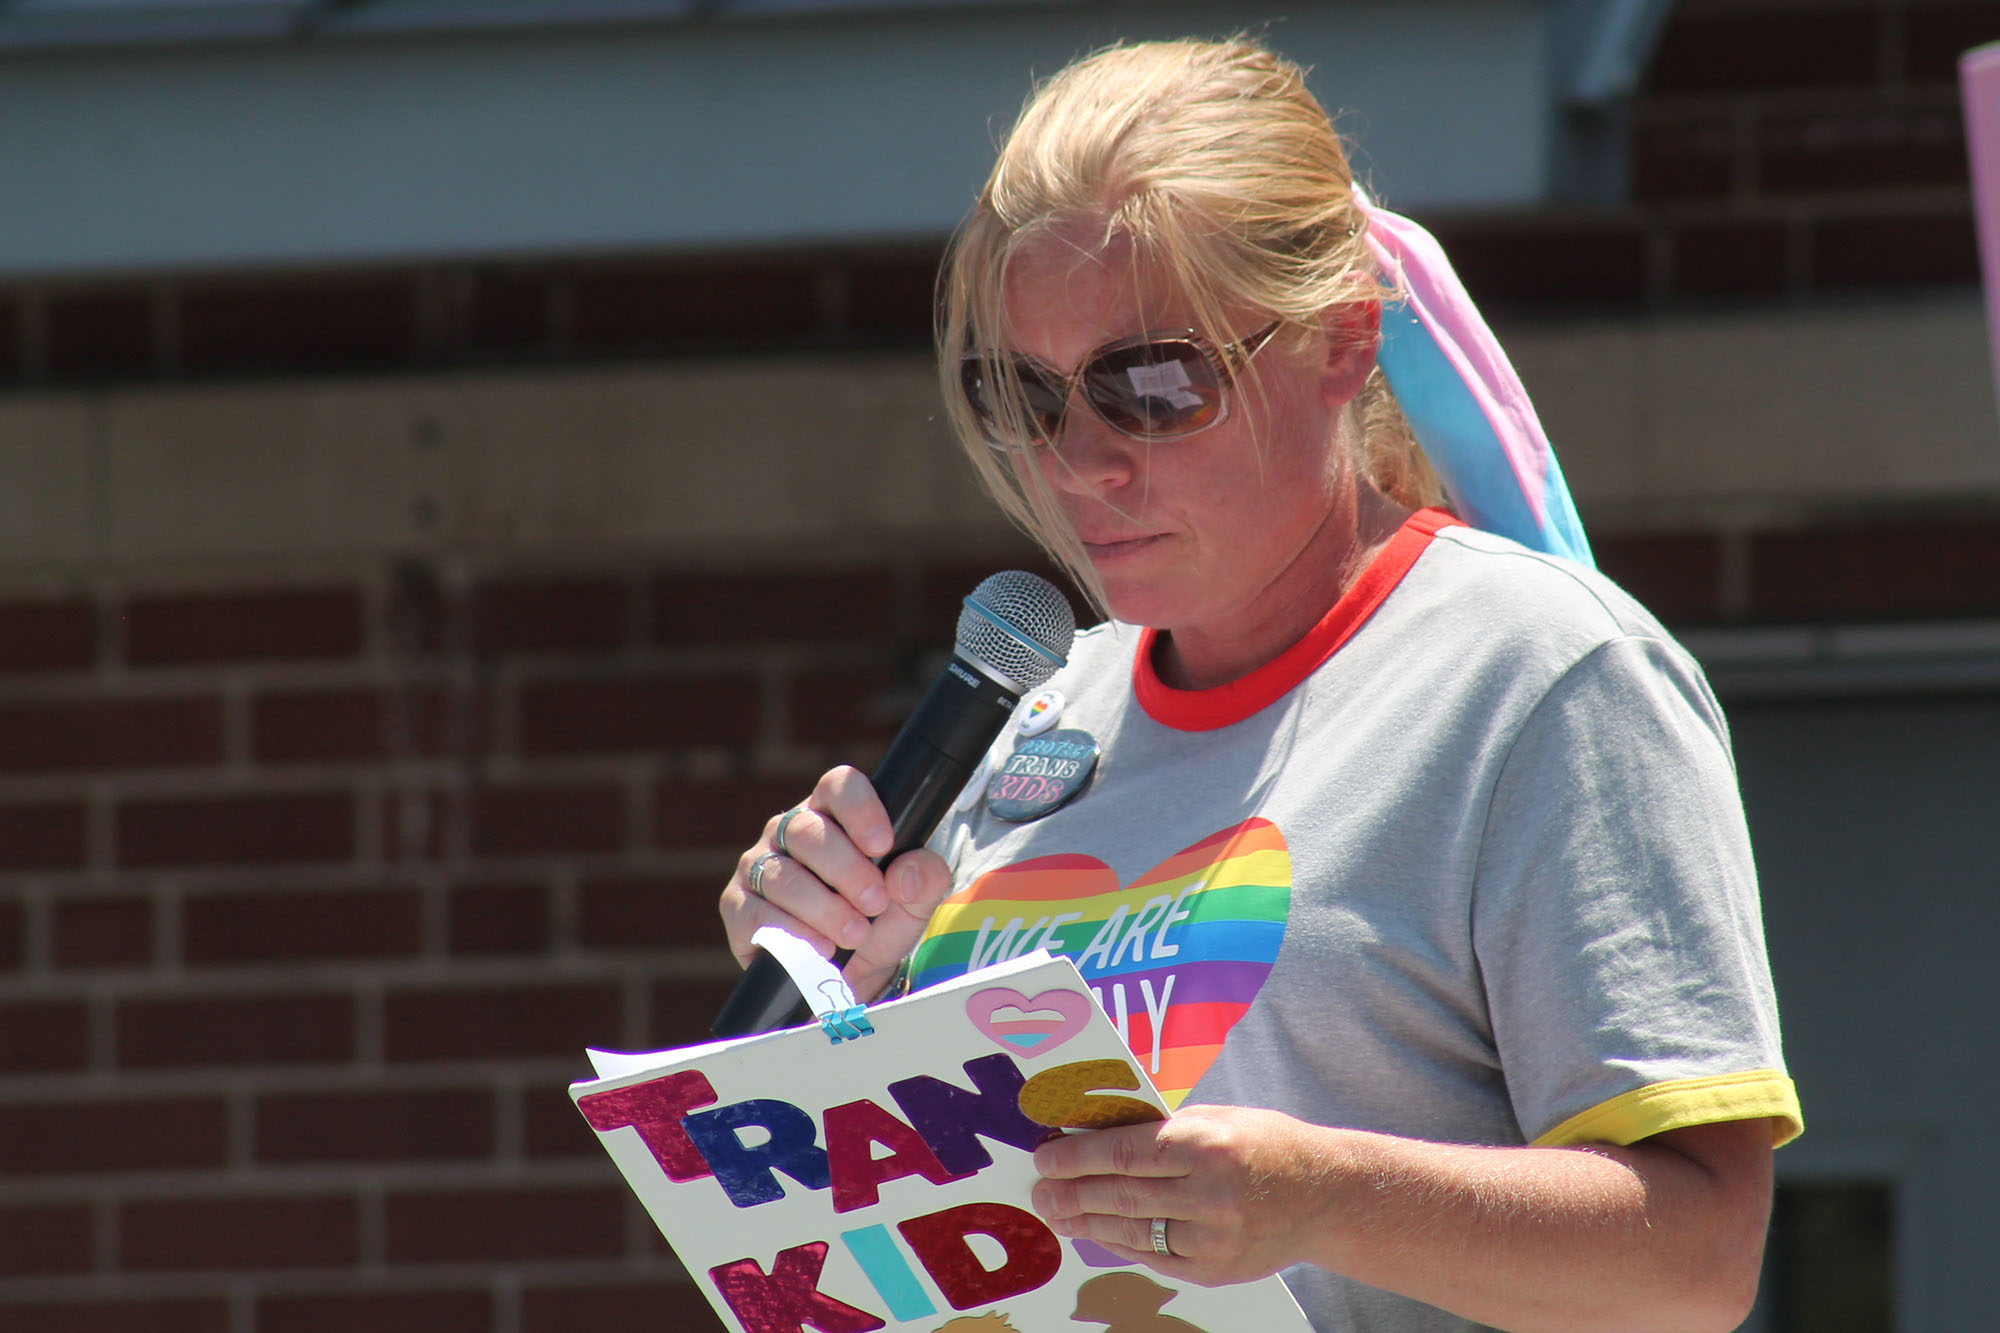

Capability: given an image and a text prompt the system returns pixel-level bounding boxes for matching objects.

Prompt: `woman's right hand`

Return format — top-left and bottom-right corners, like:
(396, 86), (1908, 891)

(719, 765), (955, 1002)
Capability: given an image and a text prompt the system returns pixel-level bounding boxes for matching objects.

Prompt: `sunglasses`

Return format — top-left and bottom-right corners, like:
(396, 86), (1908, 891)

(961, 320), (1283, 449)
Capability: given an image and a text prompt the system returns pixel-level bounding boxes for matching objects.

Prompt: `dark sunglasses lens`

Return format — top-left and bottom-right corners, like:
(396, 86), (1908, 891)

(1082, 341), (1222, 437)
(961, 356), (1065, 445)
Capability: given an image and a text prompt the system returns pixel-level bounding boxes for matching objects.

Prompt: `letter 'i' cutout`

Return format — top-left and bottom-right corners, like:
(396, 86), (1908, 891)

(841, 1225), (937, 1322)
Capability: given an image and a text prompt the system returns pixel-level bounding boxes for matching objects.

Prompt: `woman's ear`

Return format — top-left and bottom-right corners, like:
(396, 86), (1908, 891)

(1319, 300), (1380, 408)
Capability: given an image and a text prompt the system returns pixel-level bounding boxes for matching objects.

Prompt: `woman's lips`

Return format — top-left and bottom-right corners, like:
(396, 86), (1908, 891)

(1080, 534), (1164, 562)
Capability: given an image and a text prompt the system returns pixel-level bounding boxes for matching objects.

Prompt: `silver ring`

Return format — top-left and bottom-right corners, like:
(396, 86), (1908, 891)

(773, 806), (806, 856)
(747, 850), (783, 899)
(1150, 1216), (1171, 1257)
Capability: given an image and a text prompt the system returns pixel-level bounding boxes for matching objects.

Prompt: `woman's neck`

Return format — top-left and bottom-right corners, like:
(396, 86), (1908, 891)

(1151, 484), (1411, 691)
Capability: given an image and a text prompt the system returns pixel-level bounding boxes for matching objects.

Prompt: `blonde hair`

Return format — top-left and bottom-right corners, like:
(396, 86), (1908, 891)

(937, 36), (1441, 609)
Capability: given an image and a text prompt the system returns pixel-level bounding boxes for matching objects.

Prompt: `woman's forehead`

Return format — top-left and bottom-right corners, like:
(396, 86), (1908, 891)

(1001, 233), (1197, 346)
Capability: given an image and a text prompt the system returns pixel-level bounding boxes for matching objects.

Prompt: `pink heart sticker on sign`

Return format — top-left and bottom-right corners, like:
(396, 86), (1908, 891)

(965, 986), (1094, 1059)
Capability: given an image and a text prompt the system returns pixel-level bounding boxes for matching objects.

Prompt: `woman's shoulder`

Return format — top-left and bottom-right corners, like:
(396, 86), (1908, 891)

(1415, 521), (1673, 644)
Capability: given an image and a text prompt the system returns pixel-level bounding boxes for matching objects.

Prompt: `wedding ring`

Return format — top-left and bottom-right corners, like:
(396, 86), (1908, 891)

(773, 806), (806, 856)
(747, 851), (782, 899)
(1150, 1216), (1172, 1257)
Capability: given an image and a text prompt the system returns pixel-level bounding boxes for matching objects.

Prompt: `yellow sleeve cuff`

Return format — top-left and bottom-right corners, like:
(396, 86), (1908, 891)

(1532, 1069), (1804, 1149)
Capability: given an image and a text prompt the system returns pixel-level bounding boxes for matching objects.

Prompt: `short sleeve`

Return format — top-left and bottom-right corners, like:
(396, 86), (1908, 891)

(1472, 635), (1802, 1148)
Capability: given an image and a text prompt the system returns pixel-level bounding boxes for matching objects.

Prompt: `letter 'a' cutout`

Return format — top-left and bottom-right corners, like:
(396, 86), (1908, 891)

(824, 1098), (970, 1213)
(899, 1202), (1063, 1311)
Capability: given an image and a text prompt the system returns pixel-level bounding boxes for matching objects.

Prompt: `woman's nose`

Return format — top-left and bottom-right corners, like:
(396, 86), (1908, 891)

(1040, 401), (1138, 494)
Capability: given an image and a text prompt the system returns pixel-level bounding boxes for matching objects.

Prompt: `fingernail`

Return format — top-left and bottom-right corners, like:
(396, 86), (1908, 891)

(857, 883), (888, 915)
(842, 919), (870, 949)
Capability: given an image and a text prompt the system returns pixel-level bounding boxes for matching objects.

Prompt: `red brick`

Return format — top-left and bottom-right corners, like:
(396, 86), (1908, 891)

(124, 586), (362, 666)
(0, 295), (18, 380)
(0, 898), (22, 969)
(383, 983), (621, 1062)
(0, 696), (222, 774)
(916, 557), (1086, 645)
(520, 1282), (712, 1332)
(0, 999), (90, 1074)
(467, 268), (555, 352)
(256, 684), (482, 765)
(649, 977), (742, 1051)
(847, 247), (946, 342)
(1428, 218), (1649, 309)
(259, 1290), (492, 1333)
(47, 289), (152, 380)
(470, 783), (626, 858)
(652, 774), (814, 852)
(579, 875), (727, 949)
(448, 880), (550, 955)
(183, 886), (420, 965)
(471, 577), (630, 654)
(1645, 8), (1880, 94)
(0, 1299), (228, 1333)
(518, 674), (760, 756)
(1669, 221), (1790, 301)
(179, 276), (417, 375)
(1752, 521), (2000, 620)
(1759, 106), (1967, 193)
(117, 992), (354, 1069)
(384, 1185), (625, 1263)
(54, 895), (153, 968)
(1811, 212), (1980, 288)
(572, 258), (821, 350)
(524, 1082), (601, 1159)
(1633, 116), (1738, 202)
(1595, 534), (1726, 625)
(0, 801), (88, 870)
(650, 567), (898, 645)
(1905, 5), (2000, 84)
(0, 1201), (93, 1275)
(0, 597), (98, 672)
(116, 790), (355, 869)
(787, 665), (904, 746)
(256, 1087), (494, 1163)
(0, 1097), (227, 1175)
(121, 1194), (358, 1270)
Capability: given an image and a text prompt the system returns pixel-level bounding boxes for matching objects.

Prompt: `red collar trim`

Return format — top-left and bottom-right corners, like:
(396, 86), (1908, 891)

(1133, 508), (1459, 731)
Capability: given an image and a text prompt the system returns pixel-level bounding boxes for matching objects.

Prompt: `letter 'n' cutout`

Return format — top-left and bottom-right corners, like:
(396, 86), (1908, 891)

(710, 1241), (885, 1333)
(824, 1098), (969, 1213)
(898, 1202), (1062, 1310)
(886, 1053), (1050, 1175)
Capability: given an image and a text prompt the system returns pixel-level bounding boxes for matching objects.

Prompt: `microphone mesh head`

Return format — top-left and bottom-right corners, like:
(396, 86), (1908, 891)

(956, 571), (1076, 694)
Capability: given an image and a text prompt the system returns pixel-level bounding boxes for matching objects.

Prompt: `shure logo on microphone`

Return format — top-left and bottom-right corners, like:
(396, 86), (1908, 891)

(946, 660), (981, 689)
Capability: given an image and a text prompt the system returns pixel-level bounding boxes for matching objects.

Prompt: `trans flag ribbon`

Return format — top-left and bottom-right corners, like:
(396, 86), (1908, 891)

(1357, 191), (1595, 568)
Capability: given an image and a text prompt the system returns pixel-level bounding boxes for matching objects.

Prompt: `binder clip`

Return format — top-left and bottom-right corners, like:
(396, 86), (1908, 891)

(819, 1004), (875, 1044)
(815, 980), (875, 1044)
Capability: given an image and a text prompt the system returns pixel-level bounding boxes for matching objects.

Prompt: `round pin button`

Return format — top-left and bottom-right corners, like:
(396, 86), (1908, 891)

(1016, 688), (1065, 737)
(986, 727), (1099, 822)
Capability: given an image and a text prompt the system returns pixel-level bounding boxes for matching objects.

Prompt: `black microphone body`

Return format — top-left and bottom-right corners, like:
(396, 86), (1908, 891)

(711, 573), (1074, 1039)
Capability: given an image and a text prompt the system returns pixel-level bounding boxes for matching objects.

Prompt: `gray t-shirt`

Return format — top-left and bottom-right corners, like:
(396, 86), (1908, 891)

(911, 513), (1799, 1332)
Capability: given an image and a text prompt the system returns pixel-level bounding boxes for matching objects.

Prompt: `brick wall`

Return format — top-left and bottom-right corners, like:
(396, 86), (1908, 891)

(0, 560), (1039, 1333)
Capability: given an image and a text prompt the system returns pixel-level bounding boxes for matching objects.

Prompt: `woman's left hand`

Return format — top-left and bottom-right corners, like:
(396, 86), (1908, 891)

(1029, 1104), (1343, 1288)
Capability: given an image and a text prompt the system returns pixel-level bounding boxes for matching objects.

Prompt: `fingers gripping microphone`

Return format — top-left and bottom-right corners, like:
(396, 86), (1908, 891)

(712, 572), (1076, 1038)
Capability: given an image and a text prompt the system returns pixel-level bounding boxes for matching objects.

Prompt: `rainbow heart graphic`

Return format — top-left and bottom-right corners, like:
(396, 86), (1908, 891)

(911, 819), (1291, 1108)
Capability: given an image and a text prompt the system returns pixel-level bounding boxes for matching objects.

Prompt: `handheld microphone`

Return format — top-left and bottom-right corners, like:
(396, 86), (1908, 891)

(711, 570), (1076, 1038)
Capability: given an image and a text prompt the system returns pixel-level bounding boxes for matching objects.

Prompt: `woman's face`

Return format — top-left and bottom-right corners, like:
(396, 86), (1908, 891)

(1000, 236), (1375, 677)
